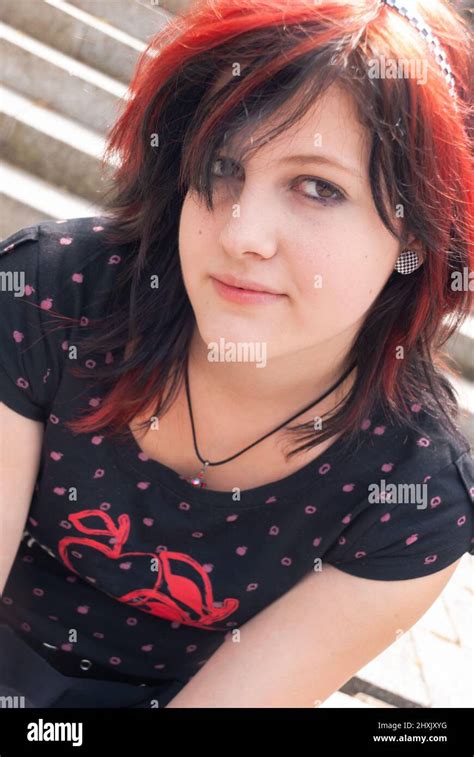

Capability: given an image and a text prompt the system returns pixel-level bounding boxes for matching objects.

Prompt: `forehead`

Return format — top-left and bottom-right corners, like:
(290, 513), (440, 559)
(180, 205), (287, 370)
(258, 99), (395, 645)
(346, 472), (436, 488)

(210, 76), (369, 176)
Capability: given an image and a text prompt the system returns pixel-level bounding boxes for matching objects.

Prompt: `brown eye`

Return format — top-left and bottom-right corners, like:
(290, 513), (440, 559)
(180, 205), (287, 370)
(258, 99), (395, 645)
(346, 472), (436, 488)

(293, 177), (345, 204)
(315, 182), (335, 199)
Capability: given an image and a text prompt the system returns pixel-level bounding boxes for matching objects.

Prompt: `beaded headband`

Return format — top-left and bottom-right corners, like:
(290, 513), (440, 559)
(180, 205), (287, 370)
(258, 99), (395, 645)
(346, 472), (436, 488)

(382, 0), (457, 98)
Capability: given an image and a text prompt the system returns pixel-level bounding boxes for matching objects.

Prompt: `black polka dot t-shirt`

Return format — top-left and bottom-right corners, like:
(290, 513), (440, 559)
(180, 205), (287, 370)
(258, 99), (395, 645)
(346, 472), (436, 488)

(1, 217), (473, 700)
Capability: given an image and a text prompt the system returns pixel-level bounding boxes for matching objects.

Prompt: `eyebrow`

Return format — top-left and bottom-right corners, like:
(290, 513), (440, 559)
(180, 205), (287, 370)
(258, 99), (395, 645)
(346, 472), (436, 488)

(277, 154), (360, 178)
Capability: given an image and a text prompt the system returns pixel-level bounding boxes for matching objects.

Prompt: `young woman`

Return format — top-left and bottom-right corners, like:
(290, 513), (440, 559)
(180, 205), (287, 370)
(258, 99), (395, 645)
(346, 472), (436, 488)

(0, 0), (472, 708)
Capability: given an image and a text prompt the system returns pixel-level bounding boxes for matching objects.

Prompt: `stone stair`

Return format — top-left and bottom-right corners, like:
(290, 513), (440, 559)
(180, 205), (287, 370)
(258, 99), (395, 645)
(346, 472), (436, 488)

(0, 0), (172, 229)
(0, 0), (472, 710)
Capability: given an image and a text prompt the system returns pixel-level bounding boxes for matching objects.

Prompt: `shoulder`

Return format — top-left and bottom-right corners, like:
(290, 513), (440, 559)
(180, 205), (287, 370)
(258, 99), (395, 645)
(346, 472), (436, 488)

(324, 404), (474, 581)
(1, 216), (117, 285)
(0, 216), (127, 322)
(0, 217), (124, 421)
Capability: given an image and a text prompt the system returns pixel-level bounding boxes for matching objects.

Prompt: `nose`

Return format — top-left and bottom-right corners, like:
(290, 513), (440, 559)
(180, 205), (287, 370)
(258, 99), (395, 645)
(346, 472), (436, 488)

(217, 183), (278, 261)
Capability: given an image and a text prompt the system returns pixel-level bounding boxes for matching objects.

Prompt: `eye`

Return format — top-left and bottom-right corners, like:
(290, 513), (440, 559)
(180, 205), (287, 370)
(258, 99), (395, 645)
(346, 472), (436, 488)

(209, 156), (345, 206)
(292, 177), (345, 205)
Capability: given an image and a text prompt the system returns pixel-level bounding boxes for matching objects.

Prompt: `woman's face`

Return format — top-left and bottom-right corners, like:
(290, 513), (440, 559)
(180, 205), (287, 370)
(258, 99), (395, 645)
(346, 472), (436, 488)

(179, 82), (405, 362)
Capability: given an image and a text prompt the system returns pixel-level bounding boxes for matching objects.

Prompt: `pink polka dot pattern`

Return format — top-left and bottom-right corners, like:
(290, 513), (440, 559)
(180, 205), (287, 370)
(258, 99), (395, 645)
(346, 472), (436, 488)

(0, 217), (472, 692)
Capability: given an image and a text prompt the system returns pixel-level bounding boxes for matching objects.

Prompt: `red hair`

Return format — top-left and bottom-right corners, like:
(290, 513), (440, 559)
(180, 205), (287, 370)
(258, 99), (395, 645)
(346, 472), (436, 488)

(64, 0), (473, 459)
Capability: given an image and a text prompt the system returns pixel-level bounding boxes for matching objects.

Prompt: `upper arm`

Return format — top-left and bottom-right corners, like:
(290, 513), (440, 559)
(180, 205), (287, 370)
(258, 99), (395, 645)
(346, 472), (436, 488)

(165, 559), (462, 708)
(0, 402), (43, 595)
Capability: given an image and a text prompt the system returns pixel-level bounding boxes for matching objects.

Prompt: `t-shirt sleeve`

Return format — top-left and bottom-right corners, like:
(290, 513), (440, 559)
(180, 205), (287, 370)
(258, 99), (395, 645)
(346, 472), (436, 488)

(1, 218), (114, 423)
(0, 221), (95, 423)
(324, 451), (474, 581)
(0, 224), (58, 422)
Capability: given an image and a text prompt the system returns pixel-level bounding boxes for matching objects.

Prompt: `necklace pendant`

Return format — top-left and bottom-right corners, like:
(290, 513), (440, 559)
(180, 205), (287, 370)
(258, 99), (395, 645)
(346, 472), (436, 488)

(186, 461), (210, 488)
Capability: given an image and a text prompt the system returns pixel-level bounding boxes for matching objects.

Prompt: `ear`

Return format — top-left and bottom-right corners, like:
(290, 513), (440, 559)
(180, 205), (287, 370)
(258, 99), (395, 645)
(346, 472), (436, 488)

(403, 237), (425, 265)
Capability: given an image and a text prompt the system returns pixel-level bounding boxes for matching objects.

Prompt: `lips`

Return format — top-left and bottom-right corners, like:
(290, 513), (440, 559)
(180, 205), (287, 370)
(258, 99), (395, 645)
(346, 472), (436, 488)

(211, 277), (285, 305)
(212, 273), (282, 295)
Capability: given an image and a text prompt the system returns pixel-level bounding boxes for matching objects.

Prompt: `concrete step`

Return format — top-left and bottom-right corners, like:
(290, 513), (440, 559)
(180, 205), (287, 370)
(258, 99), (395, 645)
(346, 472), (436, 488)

(416, 314), (474, 445)
(319, 690), (379, 708)
(448, 372), (474, 449)
(159, 0), (192, 13)
(446, 315), (474, 381)
(0, 0), (148, 84)
(0, 160), (102, 238)
(445, 315), (474, 446)
(0, 84), (114, 203)
(68, 0), (173, 42)
(0, 21), (127, 135)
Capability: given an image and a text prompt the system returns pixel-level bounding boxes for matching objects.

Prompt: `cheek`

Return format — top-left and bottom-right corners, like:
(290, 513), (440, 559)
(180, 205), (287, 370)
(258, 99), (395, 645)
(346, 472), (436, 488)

(179, 199), (209, 281)
(292, 226), (397, 327)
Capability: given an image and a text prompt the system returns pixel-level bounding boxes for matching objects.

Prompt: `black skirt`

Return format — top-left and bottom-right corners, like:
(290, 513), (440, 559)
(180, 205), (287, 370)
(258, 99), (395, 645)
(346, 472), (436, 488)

(0, 623), (185, 708)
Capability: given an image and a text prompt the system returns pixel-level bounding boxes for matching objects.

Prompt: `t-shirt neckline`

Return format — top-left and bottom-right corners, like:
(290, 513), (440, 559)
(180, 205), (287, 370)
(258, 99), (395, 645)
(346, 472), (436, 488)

(113, 420), (357, 507)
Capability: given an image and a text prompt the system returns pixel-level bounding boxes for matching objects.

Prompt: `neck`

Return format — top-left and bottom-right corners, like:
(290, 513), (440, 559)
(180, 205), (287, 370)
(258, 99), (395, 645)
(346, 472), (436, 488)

(187, 324), (358, 418)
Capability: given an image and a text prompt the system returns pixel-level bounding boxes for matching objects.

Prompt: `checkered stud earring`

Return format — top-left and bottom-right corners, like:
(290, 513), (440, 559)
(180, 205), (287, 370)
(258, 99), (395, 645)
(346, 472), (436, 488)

(394, 249), (422, 275)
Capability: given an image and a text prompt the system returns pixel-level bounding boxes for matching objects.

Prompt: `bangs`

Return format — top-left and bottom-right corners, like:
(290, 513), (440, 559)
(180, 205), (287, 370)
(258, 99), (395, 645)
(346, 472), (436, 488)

(179, 46), (343, 212)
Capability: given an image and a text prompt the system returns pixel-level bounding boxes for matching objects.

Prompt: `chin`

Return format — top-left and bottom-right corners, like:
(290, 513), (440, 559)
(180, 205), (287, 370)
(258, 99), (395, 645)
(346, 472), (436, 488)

(193, 311), (265, 348)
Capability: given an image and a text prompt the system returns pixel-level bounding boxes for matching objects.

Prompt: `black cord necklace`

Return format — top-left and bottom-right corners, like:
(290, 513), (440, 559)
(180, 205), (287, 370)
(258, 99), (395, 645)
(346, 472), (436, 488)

(182, 353), (357, 488)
